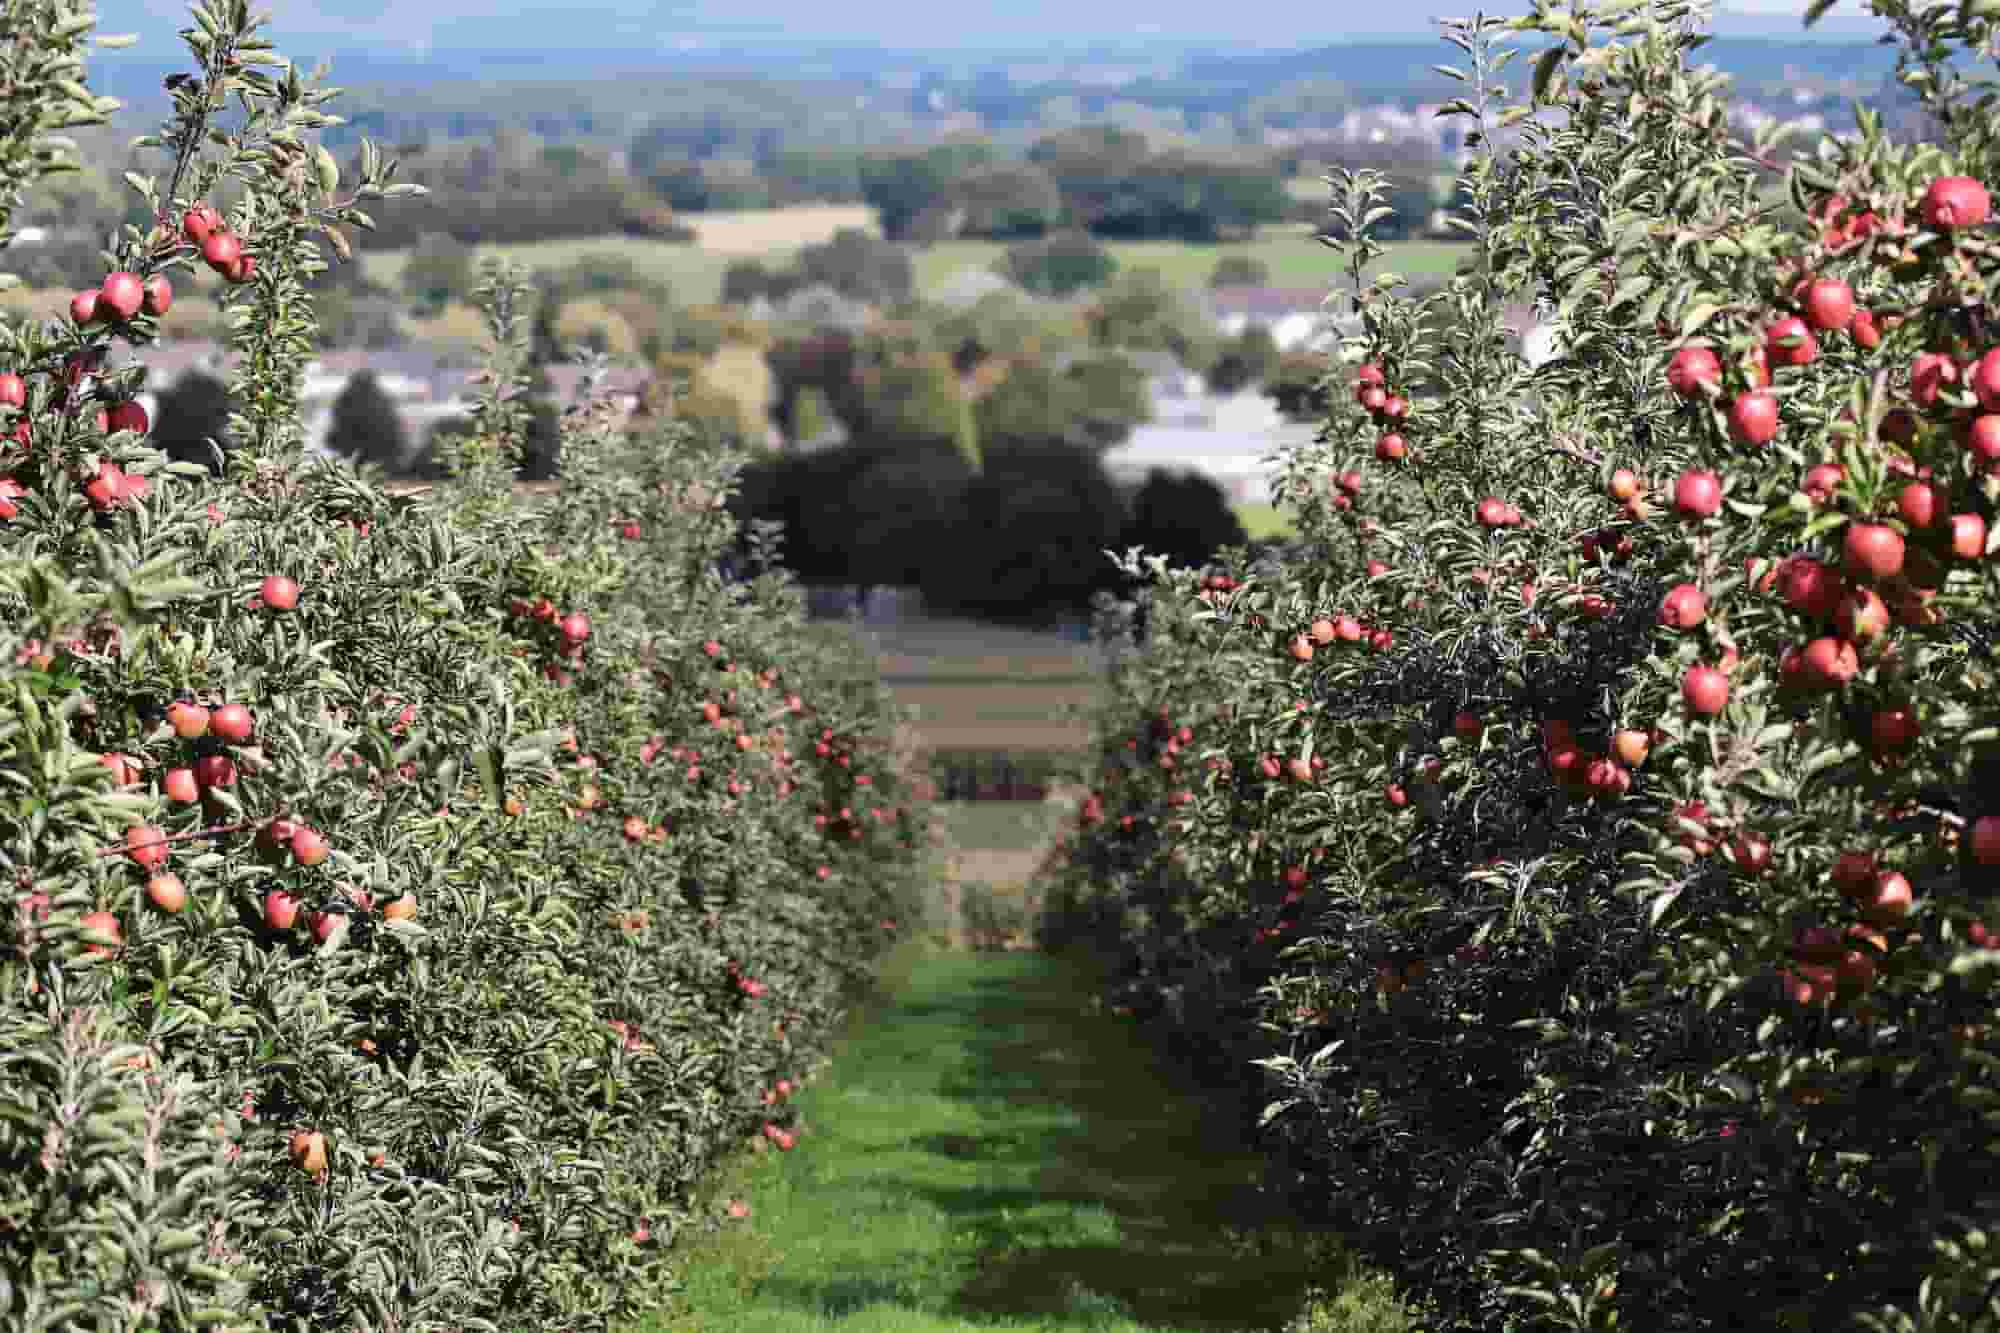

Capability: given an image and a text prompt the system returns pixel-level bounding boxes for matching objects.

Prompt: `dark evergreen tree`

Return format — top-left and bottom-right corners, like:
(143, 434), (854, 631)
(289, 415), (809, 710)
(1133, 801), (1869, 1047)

(1118, 469), (1247, 571)
(324, 369), (411, 476)
(151, 369), (236, 475)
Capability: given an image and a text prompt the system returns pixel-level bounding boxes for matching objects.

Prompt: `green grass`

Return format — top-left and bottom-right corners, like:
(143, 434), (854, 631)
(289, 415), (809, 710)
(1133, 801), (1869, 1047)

(627, 945), (1419, 1333)
(935, 801), (1059, 854)
(359, 218), (1471, 311)
(1233, 503), (1296, 542)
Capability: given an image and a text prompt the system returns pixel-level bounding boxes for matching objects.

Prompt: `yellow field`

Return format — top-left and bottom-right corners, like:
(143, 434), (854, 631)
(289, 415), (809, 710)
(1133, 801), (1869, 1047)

(676, 203), (879, 254)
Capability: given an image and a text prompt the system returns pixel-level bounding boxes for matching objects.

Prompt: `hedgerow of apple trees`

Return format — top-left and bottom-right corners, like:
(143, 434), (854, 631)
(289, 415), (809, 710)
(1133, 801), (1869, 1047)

(0, 2), (927, 1327)
(1043, 2), (2000, 1329)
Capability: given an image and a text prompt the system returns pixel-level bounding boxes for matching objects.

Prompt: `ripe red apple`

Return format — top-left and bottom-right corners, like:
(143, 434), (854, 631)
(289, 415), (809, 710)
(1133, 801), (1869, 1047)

(141, 273), (173, 316)
(1674, 469), (1723, 519)
(1966, 415), (2000, 465)
(1682, 665), (1729, 716)
(1730, 832), (1772, 876)
(559, 612), (591, 644)
(260, 575), (299, 611)
(1831, 850), (1879, 898)
(1476, 497), (1510, 528)
(1728, 391), (1780, 445)
(1834, 586), (1890, 643)
(98, 272), (144, 322)
(99, 752), (140, 787)
(1309, 618), (1336, 645)
(201, 231), (241, 271)
(1375, 433), (1407, 462)
(167, 700), (210, 739)
(1851, 308), (1881, 348)
(1860, 870), (1915, 925)
(263, 890), (301, 931)
(145, 872), (187, 914)
(1801, 278), (1855, 333)
(1288, 634), (1314, 662)
(163, 767), (199, 804)
(1764, 317), (1818, 369)
(1843, 523), (1905, 581)
(1337, 470), (1363, 495)
(193, 754), (238, 789)
(1952, 513), (1988, 560)
(1659, 583), (1708, 630)
(106, 400), (149, 436)
(1453, 711), (1482, 742)
(0, 372), (23, 407)
(209, 704), (254, 744)
(1608, 468), (1641, 502)
(1802, 462), (1845, 505)
(1800, 635), (1860, 688)
(1970, 815), (2000, 866)
(1870, 705), (1920, 754)
(1355, 362), (1385, 387)
(1666, 345), (1721, 398)
(125, 824), (169, 869)
(1897, 481), (1943, 530)
(289, 1129), (327, 1176)
(80, 909), (122, 956)
(382, 893), (417, 922)
(290, 826), (329, 867)
(1612, 729), (1649, 767)
(182, 205), (222, 244)
(1912, 352), (1958, 407)
(1780, 557), (1845, 620)
(1922, 174), (1991, 228)
(1974, 348), (2000, 412)
(68, 289), (99, 324)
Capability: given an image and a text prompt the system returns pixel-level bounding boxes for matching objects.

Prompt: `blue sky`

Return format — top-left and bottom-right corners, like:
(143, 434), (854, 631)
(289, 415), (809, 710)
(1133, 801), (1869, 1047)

(88, 0), (1891, 57)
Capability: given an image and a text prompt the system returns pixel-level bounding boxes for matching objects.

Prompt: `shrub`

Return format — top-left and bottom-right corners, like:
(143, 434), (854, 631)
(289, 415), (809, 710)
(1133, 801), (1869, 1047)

(999, 230), (1118, 298)
(1043, 5), (2000, 1331)
(323, 367), (412, 477)
(0, 7), (924, 1327)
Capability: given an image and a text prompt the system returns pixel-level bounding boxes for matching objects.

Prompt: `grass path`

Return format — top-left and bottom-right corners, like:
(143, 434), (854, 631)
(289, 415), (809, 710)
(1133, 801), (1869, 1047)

(626, 942), (1415, 1333)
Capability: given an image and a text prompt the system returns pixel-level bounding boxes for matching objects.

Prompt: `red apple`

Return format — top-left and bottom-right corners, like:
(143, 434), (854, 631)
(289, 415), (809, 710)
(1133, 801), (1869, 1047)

(559, 612), (591, 644)
(1851, 308), (1881, 349)
(289, 1129), (327, 1175)
(68, 289), (99, 324)
(1861, 870), (1915, 925)
(1730, 832), (1772, 876)
(290, 826), (329, 866)
(260, 574), (299, 611)
(80, 909), (122, 956)
(264, 889), (301, 930)
(125, 824), (169, 869)
(1971, 815), (2000, 866)
(1921, 175), (1991, 229)
(1375, 432), (1407, 462)
(1844, 523), (1905, 581)
(145, 872), (187, 914)
(1801, 278), (1855, 333)
(182, 205), (221, 245)
(1831, 850), (1878, 898)
(1728, 391), (1780, 444)
(163, 767), (199, 804)
(1952, 513), (1988, 559)
(1897, 482), (1943, 530)
(1967, 415), (2000, 465)
(201, 231), (241, 271)
(98, 272), (144, 322)
(193, 753), (238, 789)
(1667, 345), (1721, 398)
(1912, 352), (1958, 408)
(382, 893), (417, 922)
(1659, 583), (1708, 630)
(1801, 635), (1861, 688)
(141, 273), (173, 317)
(1683, 664), (1729, 716)
(1674, 470), (1723, 519)
(1765, 317), (1818, 369)
(1834, 586), (1890, 642)
(106, 400), (149, 436)
(1974, 348), (2000, 413)
(1802, 463), (1845, 504)
(1781, 557), (1845, 620)
(209, 704), (254, 744)
(0, 372), (23, 408)
(167, 700), (210, 739)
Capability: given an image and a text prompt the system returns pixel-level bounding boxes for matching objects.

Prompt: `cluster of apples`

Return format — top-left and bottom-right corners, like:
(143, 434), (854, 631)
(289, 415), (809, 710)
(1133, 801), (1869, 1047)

(1285, 612), (1394, 663)
(1352, 361), (1413, 464)
(180, 203), (257, 284)
(505, 594), (592, 684)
